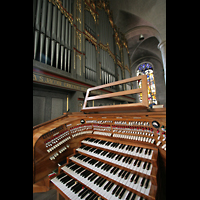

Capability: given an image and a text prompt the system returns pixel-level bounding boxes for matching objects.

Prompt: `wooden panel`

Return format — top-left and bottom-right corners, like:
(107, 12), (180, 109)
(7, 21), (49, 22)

(87, 88), (143, 101)
(81, 75), (148, 113)
(88, 75), (145, 91)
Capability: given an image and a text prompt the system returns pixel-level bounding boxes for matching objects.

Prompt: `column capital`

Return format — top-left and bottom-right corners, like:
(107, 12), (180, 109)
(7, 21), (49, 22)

(157, 40), (166, 50)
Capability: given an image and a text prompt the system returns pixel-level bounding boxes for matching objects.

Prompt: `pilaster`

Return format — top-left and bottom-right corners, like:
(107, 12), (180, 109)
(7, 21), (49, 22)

(158, 40), (166, 85)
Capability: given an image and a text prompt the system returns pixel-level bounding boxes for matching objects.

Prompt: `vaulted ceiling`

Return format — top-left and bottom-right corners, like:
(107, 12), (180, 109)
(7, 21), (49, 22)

(109, 0), (166, 70)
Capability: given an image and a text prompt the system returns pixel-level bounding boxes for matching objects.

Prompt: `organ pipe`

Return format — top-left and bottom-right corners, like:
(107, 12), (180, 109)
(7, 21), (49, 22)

(33, 0), (130, 85)
(41, 0), (47, 34)
(35, 0), (41, 31)
(46, 1), (52, 37)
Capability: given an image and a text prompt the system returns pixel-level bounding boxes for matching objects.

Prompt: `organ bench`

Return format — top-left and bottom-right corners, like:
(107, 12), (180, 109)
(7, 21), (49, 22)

(33, 75), (166, 200)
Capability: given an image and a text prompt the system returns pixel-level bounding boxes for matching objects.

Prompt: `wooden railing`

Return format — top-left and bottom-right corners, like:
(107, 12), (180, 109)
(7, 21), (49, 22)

(81, 74), (148, 112)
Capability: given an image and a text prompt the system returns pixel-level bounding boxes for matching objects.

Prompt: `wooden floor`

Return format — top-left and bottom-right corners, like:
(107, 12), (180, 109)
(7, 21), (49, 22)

(33, 189), (57, 200)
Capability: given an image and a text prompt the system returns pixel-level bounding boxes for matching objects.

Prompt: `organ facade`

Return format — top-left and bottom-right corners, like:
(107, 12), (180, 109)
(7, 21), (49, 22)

(33, 0), (133, 126)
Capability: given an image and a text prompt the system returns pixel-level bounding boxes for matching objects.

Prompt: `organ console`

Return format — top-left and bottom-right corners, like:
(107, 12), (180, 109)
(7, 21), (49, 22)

(33, 75), (166, 200)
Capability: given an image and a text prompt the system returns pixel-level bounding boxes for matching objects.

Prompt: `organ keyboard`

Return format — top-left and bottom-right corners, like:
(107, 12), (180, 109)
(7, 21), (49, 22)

(33, 75), (166, 200)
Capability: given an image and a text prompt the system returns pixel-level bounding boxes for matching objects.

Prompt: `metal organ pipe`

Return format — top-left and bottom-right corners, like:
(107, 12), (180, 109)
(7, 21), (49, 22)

(34, 0), (41, 60)
(60, 29), (64, 70)
(56, 5), (61, 68)
(67, 0), (72, 73)
(39, 0), (47, 62)
(51, 5), (57, 66)
(35, 0), (41, 31)
(45, 1), (52, 64)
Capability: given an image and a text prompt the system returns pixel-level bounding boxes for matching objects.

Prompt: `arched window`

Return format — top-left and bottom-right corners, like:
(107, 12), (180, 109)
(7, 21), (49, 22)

(136, 62), (157, 105)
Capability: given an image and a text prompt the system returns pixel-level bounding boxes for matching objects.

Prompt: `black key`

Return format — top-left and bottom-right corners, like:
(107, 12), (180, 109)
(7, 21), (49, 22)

(88, 192), (98, 200)
(143, 162), (147, 169)
(118, 169), (124, 177)
(96, 161), (104, 168)
(90, 174), (98, 182)
(89, 148), (96, 152)
(85, 191), (95, 200)
(80, 189), (91, 199)
(106, 165), (112, 171)
(115, 186), (123, 197)
(145, 179), (150, 188)
(61, 175), (71, 184)
(91, 159), (98, 165)
(66, 162), (75, 168)
(104, 164), (111, 171)
(78, 155), (86, 160)
(126, 191), (133, 200)
(137, 160), (142, 167)
(115, 143), (120, 148)
(121, 144), (126, 149)
(130, 146), (135, 151)
(110, 142), (116, 147)
(113, 167), (120, 175)
(118, 155), (123, 161)
(134, 175), (140, 184)
(66, 179), (75, 187)
(130, 174), (136, 182)
(128, 157), (133, 164)
(136, 147), (140, 153)
(85, 171), (92, 178)
(139, 147), (143, 153)
(70, 164), (79, 171)
(78, 187), (88, 197)
(99, 178), (107, 187)
(119, 188), (126, 199)
(111, 153), (116, 158)
(125, 171), (131, 179)
(121, 170), (128, 178)
(83, 157), (91, 162)
(79, 145), (86, 149)
(105, 141), (111, 146)
(87, 173), (95, 181)
(147, 162), (151, 170)
(133, 159), (138, 166)
(107, 182), (114, 191)
(115, 154), (120, 160)
(125, 157), (131, 163)
(140, 177), (146, 187)
(148, 149), (152, 155)
(131, 193), (137, 200)
(112, 185), (120, 195)
(96, 177), (104, 186)
(128, 145), (132, 151)
(94, 176), (102, 184)
(104, 181), (111, 190)
(74, 184), (83, 194)
(74, 153), (81, 158)
(76, 167), (85, 174)
(122, 156), (127, 162)
(57, 173), (66, 179)
(110, 167), (117, 174)
(144, 148), (148, 154)
(71, 182), (80, 191)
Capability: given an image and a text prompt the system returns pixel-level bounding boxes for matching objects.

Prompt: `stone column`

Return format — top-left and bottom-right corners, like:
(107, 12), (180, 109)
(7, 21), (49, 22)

(158, 40), (166, 85)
